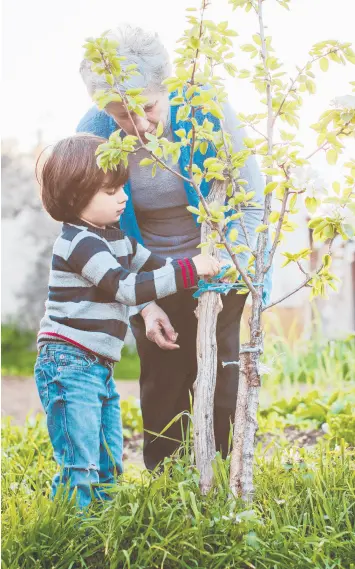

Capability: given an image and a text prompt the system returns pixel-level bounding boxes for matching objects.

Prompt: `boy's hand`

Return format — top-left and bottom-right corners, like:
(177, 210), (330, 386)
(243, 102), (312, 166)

(141, 302), (180, 350)
(192, 254), (221, 277)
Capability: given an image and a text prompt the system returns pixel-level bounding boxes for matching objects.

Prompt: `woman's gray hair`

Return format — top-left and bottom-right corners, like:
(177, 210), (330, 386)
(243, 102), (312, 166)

(80, 24), (172, 96)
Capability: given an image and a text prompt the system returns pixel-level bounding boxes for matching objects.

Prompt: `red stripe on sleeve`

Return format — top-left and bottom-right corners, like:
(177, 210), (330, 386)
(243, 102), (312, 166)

(184, 258), (195, 287)
(177, 259), (188, 288)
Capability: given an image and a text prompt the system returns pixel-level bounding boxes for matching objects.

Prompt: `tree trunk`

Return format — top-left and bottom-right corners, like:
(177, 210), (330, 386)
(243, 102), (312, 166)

(193, 180), (226, 495)
(230, 346), (261, 501)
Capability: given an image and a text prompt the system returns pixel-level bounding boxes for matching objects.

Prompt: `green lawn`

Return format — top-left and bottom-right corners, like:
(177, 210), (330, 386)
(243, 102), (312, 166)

(2, 325), (355, 568)
(2, 417), (354, 569)
(1, 324), (140, 379)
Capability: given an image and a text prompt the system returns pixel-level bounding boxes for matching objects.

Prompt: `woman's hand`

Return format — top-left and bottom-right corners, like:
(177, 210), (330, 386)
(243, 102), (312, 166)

(140, 302), (180, 350)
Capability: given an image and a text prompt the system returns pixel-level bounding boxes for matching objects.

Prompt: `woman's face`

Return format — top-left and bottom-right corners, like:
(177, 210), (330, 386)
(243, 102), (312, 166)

(106, 91), (170, 142)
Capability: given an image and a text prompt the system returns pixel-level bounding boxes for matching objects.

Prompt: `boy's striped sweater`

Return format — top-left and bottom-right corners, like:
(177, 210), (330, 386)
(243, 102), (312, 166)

(37, 220), (198, 361)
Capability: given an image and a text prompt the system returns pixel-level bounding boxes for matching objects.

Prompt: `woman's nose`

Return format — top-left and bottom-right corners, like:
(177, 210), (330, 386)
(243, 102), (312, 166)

(133, 113), (150, 133)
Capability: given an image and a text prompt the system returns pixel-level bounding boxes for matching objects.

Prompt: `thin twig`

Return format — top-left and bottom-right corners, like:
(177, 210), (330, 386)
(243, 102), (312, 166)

(220, 125), (253, 251)
(255, 0), (273, 291)
(263, 238), (335, 311)
(296, 260), (309, 277)
(262, 276), (311, 311)
(272, 49), (341, 127)
(305, 121), (352, 161)
(263, 188), (289, 274)
(188, 0), (207, 177)
(248, 123), (268, 140)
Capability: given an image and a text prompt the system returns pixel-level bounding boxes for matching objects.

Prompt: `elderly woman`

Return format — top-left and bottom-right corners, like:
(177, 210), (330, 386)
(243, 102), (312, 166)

(78, 24), (271, 471)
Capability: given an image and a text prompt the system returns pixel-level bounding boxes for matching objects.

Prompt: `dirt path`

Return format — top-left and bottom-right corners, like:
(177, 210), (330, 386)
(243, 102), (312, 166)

(1, 376), (140, 425)
(2, 377), (324, 469)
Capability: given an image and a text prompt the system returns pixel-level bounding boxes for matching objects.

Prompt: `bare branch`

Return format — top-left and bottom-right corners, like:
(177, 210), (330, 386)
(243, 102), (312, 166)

(305, 120), (352, 161)
(220, 125), (254, 251)
(262, 275), (312, 311)
(263, 238), (334, 311)
(187, 0), (207, 178)
(272, 49), (343, 127)
(255, 0), (274, 291)
(296, 260), (309, 277)
(263, 188), (290, 274)
(249, 123), (268, 140)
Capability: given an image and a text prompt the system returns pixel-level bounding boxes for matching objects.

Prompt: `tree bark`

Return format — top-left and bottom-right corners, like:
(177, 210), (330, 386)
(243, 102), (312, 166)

(193, 180), (226, 494)
(230, 346), (261, 501)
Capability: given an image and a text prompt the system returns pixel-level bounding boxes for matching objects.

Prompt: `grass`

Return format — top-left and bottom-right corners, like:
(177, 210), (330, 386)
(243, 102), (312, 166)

(2, 322), (355, 388)
(1, 324), (140, 380)
(2, 417), (355, 569)
(2, 324), (355, 567)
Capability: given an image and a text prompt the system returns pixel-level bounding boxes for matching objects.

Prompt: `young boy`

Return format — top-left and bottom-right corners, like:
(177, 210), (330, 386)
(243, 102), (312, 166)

(35, 133), (220, 509)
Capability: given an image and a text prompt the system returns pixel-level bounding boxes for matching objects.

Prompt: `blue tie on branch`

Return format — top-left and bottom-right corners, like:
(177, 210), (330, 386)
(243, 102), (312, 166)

(192, 264), (263, 298)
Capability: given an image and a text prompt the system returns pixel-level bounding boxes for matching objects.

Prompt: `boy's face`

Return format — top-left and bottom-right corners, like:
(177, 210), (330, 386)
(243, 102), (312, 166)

(79, 185), (128, 228)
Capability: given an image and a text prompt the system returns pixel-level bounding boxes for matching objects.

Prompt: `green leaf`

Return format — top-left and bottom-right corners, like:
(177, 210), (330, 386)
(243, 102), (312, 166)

(241, 44), (257, 53)
(134, 105), (145, 118)
(224, 29), (238, 37)
(306, 79), (316, 94)
(326, 149), (338, 165)
(281, 256), (292, 267)
(139, 158), (154, 166)
(233, 244), (250, 254)
(332, 181), (341, 195)
(264, 182), (278, 195)
(323, 253), (332, 268)
(156, 121), (164, 138)
(255, 224), (269, 233)
(177, 105), (191, 122)
(319, 57), (329, 72)
(125, 63), (138, 71)
(229, 212), (244, 221)
(305, 197), (318, 214)
(243, 137), (255, 148)
(252, 34), (262, 46)
(170, 96), (185, 106)
(269, 211), (280, 223)
(263, 168), (280, 176)
(308, 217), (322, 229)
(105, 74), (114, 86)
(126, 88), (144, 96)
(224, 63), (238, 77)
(209, 101), (224, 119)
(174, 129), (186, 138)
(200, 141), (208, 155)
(289, 193), (298, 211)
(186, 206), (201, 216)
(229, 229), (238, 242)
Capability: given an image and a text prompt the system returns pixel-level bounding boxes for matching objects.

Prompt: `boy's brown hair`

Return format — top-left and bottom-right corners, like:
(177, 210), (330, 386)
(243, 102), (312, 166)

(37, 134), (129, 222)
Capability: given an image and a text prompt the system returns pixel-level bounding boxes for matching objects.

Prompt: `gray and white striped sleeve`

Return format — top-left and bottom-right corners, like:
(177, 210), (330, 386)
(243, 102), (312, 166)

(66, 232), (198, 307)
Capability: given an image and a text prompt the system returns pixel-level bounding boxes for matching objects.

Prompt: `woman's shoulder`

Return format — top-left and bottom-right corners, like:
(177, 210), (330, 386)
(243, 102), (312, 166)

(76, 106), (117, 138)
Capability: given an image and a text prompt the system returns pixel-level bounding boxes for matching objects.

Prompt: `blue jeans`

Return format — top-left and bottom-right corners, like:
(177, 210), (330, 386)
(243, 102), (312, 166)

(34, 343), (123, 509)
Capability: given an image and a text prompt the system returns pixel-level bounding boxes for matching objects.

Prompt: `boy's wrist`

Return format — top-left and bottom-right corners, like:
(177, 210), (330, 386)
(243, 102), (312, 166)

(172, 257), (198, 289)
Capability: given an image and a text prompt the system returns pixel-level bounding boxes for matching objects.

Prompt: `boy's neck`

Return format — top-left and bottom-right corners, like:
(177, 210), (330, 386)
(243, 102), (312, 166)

(69, 218), (124, 239)
(78, 216), (106, 229)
